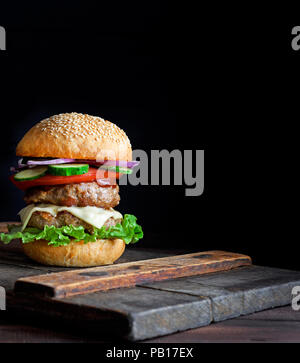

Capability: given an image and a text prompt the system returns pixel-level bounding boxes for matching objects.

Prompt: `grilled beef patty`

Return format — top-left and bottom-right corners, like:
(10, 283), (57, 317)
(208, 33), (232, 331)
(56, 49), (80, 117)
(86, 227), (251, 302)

(24, 182), (120, 208)
(28, 211), (122, 234)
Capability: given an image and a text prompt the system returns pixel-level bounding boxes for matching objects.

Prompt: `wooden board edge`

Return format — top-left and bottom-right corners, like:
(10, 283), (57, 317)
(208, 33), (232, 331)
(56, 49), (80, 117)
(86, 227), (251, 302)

(14, 252), (252, 298)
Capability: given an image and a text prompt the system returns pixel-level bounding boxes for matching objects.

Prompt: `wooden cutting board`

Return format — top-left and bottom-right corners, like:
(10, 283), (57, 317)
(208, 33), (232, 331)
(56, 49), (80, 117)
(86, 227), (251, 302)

(1, 222), (300, 341)
(14, 250), (251, 298)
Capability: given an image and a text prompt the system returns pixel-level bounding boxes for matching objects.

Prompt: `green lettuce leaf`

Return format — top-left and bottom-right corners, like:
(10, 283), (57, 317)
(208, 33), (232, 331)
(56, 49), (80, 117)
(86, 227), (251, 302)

(0, 214), (143, 247)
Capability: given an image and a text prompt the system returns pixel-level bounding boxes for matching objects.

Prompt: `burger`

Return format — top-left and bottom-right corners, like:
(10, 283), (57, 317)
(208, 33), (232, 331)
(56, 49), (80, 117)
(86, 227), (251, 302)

(0, 112), (143, 267)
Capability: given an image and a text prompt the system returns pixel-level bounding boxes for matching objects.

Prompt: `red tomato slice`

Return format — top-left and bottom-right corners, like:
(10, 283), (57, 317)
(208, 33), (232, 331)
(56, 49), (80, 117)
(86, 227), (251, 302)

(10, 167), (120, 190)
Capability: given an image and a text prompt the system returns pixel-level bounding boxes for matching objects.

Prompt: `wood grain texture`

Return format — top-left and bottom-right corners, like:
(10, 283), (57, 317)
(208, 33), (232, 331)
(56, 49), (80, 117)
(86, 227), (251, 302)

(1, 306), (300, 343)
(145, 308), (300, 343)
(139, 265), (300, 323)
(7, 285), (212, 341)
(14, 250), (252, 298)
(7, 265), (300, 341)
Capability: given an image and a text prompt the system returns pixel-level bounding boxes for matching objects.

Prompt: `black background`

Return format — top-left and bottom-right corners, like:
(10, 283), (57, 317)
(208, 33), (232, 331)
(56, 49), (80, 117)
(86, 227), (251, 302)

(0, 2), (296, 269)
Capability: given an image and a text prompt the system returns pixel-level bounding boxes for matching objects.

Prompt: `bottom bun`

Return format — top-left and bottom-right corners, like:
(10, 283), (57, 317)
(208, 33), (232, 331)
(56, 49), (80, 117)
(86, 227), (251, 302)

(22, 238), (126, 267)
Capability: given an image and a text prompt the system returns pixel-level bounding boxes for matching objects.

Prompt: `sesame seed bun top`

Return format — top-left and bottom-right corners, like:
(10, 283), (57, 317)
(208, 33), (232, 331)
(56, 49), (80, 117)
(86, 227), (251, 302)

(16, 113), (132, 160)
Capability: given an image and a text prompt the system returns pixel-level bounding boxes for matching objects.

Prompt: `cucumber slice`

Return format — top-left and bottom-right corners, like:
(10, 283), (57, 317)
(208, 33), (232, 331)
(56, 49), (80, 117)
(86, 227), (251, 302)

(99, 165), (133, 174)
(14, 166), (48, 181)
(48, 164), (89, 176)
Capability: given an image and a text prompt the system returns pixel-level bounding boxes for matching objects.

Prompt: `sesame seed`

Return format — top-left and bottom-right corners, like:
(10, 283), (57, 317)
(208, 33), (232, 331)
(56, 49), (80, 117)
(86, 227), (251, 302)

(34, 112), (131, 146)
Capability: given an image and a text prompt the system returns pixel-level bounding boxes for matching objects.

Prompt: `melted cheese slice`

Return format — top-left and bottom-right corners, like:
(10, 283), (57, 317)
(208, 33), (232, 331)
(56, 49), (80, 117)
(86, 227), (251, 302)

(18, 204), (123, 231)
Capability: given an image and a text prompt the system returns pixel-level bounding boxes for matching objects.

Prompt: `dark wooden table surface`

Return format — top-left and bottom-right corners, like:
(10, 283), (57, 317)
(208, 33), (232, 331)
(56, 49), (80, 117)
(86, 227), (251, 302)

(1, 223), (300, 343)
(0, 305), (299, 343)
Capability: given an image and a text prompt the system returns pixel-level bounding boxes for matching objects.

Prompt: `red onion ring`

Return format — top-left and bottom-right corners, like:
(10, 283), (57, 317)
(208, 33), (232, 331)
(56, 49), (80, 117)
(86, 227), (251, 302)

(27, 158), (77, 165)
(11, 158), (140, 173)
